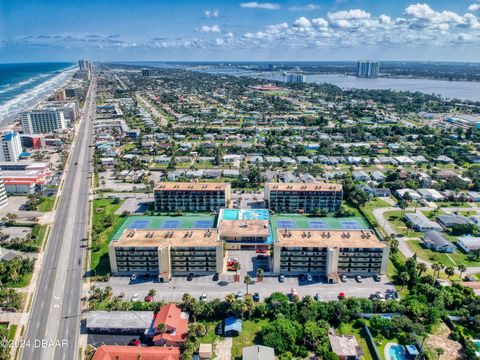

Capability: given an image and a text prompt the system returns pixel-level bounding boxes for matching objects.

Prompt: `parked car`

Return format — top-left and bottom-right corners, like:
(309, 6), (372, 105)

(256, 249), (268, 254)
(338, 292), (345, 300)
(215, 322), (223, 335)
(130, 274), (137, 281)
(128, 339), (141, 346)
(355, 275), (363, 283)
(252, 292), (260, 302)
(145, 296), (153, 302)
(200, 293), (207, 301)
(306, 273), (313, 282)
(373, 274), (381, 282)
(118, 292), (125, 299)
(235, 291), (243, 299)
(131, 294), (139, 302)
(314, 293), (323, 301)
(278, 274), (285, 283)
(187, 273), (194, 281)
(340, 274), (347, 282)
(213, 272), (219, 281)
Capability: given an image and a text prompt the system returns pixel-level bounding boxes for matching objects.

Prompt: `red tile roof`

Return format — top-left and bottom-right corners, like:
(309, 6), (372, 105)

(152, 304), (189, 344)
(92, 345), (180, 360)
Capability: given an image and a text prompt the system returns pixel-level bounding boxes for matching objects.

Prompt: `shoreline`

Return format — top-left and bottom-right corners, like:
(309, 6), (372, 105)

(0, 66), (77, 129)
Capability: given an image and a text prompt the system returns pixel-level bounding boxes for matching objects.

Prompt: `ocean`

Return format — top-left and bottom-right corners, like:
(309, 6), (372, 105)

(0, 62), (76, 124)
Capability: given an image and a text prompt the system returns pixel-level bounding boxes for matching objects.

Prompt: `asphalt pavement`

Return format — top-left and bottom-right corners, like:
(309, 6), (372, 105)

(21, 79), (95, 360)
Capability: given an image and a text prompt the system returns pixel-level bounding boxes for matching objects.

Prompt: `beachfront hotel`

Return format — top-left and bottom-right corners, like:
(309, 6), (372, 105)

(219, 219), (271, 250)
(273, 229), (389, 280)
(154, 182), (231, 212)
(109, 229), (224, 282)
(21, 108), (67, 134)
(265, 183), (343, 213)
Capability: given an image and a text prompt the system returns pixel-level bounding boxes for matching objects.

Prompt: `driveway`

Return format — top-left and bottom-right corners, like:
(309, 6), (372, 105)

(214, 337), (232, 360)
(92, 274), (394, 302)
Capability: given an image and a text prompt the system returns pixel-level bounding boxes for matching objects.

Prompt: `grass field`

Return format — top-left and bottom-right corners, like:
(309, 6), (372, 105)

(111, 214), (216, 240)
(37, 196), (55, 212)
(231, 319), (269, 360)
(91, 199), (125, 275)
(407, 239), (480, 267)
(384, 211), (423, 237)
(338, 322), (373, 360)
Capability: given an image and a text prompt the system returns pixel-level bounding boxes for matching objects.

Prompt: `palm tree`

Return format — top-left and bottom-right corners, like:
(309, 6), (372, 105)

(458, 264), (467, 280)
(398, 271), (408, 290)
(233, 262), (241, 282)
(445, 266), (455, 280)
(156, 322), (166, 334)
(256, 268), (264, 282)
(431, 263), (440, 282)
(244, 275), (253, 295)
(148, 289), (156, 298)
(416, 263), (428, 277)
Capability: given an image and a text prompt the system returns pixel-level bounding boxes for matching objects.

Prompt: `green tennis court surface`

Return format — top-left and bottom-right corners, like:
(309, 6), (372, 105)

(270, 215), (370, 240)
(111, 215), (216, 240)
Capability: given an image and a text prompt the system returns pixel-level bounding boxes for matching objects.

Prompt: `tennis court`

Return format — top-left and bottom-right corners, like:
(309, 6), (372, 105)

(111, 215), (216, 240)
(270, 215), (370, 240)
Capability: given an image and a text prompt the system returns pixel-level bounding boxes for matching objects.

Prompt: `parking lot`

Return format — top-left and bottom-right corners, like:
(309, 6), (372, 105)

(92, 273), (395, 303)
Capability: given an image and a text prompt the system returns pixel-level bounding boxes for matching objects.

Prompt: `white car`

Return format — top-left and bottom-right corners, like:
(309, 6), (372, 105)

(131, 293), (139, 302)
(306, 273), (313, 282)
(200, 293), (207, 301)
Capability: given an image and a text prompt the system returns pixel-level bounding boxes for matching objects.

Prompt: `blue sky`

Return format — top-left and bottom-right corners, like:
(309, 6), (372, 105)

(1, 0), (480, 62)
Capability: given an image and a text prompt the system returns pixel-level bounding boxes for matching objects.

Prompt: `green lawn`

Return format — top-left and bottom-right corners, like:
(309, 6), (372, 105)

(337, 323), (373, 360)
(37, 196), (55, 212)
(407, 239), (480, 268)
(361, 198), (393, 238)
(231, 319), (269, 360)
(91, 199), (124, 275)
(384, 211), (423, 237)
(407, 240), (457, 267)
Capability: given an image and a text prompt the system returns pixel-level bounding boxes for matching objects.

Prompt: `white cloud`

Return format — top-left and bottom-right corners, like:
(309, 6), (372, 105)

(204, 9), (219, 18)
(289, 4), (320, 11)
(468, 3), (480, 11)
(405, 3), (463, 24)
(240, 2), (280, 10)
(328, 9), (371, 21)
(379, 14), (391, 25)
(312, 17), (328, 28)
(293, 17), (312, 28)
(199, 25), (221, 33)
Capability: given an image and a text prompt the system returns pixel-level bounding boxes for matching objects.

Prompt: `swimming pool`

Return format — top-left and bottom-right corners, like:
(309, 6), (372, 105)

(222, 209), (240, 220)
(472, 339), (480, 357)
(241, 209), (269, 220)
(388, 344), (407, 360)
(221, 209), (270, 221)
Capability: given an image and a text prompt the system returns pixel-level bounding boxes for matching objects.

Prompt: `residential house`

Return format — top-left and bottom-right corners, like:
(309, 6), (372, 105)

(404, 213), (442, 232)
(422, 232), (455, 253)
(242, 345), (275, 360)
(151, 304), (189, 346)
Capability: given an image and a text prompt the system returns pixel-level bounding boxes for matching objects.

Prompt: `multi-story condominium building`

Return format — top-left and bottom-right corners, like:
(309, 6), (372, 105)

(21, 108), (67, 134)
(285, 73), (306, 83)
(0, 178), (8, 209)
(0, 131), (22, 162)
(265, 183), (343, 213)
(356, 60), (380, 78)
(109, 229), (224, 282)
(154, 182), (231, 212)
(273, 229), (389, 280)
(219, 219), (271, 250)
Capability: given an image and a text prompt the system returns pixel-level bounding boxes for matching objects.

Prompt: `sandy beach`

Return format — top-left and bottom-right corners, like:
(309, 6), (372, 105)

(0, 66), (77, 128)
